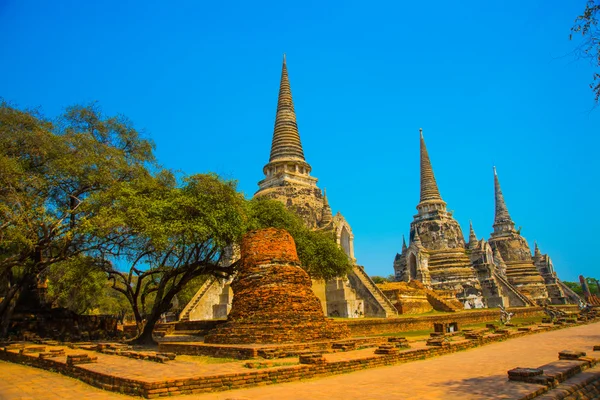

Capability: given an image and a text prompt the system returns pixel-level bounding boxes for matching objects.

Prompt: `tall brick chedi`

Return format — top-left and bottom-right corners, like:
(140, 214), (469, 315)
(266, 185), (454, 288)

(488, 167), (548, 303)
(204, 228), (350, 344)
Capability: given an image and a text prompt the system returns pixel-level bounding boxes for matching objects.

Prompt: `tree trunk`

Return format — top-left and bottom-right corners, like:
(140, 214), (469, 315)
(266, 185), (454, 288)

(131, 312), (160, 346)
(0, 286), (21, 338)
(130, 289), (177, 346)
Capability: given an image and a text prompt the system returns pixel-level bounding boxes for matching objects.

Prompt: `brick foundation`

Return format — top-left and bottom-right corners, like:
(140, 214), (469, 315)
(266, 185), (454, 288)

(338, 307), (546, 336)
(2, 320), (598, 398)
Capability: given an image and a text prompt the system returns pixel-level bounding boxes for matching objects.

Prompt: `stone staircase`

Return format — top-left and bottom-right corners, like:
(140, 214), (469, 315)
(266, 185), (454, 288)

(350, 266), (398, 317)
(178, 278), (217, 321)
(493, 271), (536, 307)
(153, 323), (175, 338)
(557, 280), (584, 304)
(424, 289), (462, 312)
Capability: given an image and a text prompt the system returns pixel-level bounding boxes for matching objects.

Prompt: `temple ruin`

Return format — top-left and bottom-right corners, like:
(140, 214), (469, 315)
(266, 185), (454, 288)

(181, 56), (396, 321)
(393, 132), (580, 308)
(180, 58), (580, 320)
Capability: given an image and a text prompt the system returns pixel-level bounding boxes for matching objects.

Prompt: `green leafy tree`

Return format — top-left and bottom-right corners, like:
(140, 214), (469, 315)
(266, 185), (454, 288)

(96, 173), (247, 345)
(562, 281), (584, 296)
(371, 275), (397, 284)
(370, 276), (388, 284)
(589, 278), (600, 294)
(45, 256), (108, 314)
(563, 278), (600, 297)
(0, 101), (154, 337)
(93, 281), (132, 318)
(571, 0), (600, 102)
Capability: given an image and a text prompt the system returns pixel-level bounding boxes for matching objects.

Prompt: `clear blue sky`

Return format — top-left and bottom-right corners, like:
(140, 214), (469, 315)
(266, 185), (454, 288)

(1, 0), (597, 282)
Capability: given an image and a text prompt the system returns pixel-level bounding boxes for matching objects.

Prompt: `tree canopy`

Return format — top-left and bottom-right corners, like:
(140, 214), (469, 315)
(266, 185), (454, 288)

(0, 101), (154, 336)
(96, 185), (352, 344)
(563, 278), (600, 296)
(0, 102), (353, 342)
(95, 173), (248, 344)
(571, 0), (600, 102)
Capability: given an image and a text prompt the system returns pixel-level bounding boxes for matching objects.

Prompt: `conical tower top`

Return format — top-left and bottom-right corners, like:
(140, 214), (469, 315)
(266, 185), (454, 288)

(413, 229), (422, 245)
(402, 235), (407, 252)
(321, 188), (333, 226)
(419, 129), (443, 203)
(416, 129), (446, 216)
(468, 220), (478, 246)
(269, 54), (306, 162)
(534, 241), (541, 257)
(256, 56), (317, 194)
(492, 167), (516, 236)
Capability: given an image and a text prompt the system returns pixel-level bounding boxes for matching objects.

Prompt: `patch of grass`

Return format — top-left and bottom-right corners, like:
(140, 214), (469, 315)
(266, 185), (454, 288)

(376, 329), (432, 339)
(510, 315), (545, 325)
(459, 315), (545, 331)
(176, 355), (238, 365)
(270, 361), (298, 368)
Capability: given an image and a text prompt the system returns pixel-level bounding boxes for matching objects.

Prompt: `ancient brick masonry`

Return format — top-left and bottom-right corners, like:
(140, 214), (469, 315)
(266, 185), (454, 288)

(204, 228), (350, 344)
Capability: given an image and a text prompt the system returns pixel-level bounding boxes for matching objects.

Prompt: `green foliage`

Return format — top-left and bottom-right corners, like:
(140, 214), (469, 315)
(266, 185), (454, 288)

(563, 279), (600, 296)
(0, 101), (352, 342)
(563, 281), (584, 296)
(100, 173), (248, 343)
(45, 256), (131, 316)
(371, 276), (390, 284)
(0, 101), (155, 335)
(571, 0), (600, 102)
(46, 256), (106, 314)
(93, 282), (131, 316)
(246, 197), (352, 280)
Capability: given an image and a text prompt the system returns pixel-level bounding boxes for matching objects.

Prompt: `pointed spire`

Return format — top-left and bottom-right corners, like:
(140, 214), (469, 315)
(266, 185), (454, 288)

(493, 246), (507, 276)
(321, 188), (332, 225)
(413, 229), (422, 246)
(419, 128), (443, 203)
(468, 220), (477, 246)
(493, 167), (514, 229)
(269, 55), (306, 162)
(402, 235), (407, 252)
(534, 241), (541, 257)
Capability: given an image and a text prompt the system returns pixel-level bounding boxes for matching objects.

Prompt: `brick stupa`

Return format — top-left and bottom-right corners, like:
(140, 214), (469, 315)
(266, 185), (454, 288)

(204, 228), (350, 344)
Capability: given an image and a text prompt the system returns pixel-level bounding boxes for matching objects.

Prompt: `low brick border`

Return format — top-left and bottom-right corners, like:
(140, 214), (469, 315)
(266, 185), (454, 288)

(1, 319), (598, 398)
(158, 336), (388, 360)
(509, 355), (600, 399)
(533, 367), (600, 399)
(338, 306), (558, 336)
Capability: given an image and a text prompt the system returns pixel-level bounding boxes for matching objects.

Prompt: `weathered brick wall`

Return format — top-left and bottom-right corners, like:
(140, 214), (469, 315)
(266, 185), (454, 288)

(338, 307), (545, 336)
(173, 320), (225, 333)
(204, 228), (350, 344)
(9, 310), (120, 341)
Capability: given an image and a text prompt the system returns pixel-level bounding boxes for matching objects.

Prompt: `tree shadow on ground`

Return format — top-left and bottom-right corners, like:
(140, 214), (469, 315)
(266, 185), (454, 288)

(429, 374), (545, 400)
(556, 333), (600, 342)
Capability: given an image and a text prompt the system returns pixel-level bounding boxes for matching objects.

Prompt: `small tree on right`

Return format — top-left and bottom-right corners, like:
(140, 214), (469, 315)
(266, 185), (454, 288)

(571, 0), (600, 102)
